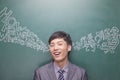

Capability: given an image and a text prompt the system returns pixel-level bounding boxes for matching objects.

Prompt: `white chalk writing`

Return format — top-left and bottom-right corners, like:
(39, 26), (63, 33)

(0, 7), (120, 54)
(0, 7), (49, 52)
(73, 27), (120, 54)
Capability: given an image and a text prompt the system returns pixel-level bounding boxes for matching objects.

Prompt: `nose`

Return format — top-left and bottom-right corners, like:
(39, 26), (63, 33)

(53, 44), (59, 50)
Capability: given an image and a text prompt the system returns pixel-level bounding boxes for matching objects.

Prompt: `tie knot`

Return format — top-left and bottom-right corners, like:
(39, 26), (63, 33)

(58, 69), (65, 74)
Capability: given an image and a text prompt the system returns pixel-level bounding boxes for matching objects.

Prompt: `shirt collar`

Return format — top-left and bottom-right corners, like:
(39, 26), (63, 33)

(54, 62), (69, 73)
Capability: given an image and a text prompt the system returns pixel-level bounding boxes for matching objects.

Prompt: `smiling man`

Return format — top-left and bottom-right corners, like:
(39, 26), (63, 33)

(33, 31), (87, 80)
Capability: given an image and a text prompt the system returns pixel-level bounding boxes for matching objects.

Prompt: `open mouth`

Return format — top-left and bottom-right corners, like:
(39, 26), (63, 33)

(53, 52), (61, 56)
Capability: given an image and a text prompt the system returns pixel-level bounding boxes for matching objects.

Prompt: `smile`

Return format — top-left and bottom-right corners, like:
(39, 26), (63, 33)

(53, 52), (61, 56)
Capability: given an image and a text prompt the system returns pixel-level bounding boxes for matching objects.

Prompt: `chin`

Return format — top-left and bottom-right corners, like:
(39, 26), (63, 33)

(54, 58), (63, 62)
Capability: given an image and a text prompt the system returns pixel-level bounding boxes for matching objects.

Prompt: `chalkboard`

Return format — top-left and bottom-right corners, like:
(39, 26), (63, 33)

(0, 0), (120, 80)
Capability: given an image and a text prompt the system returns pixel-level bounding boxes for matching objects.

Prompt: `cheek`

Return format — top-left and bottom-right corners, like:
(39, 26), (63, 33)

(49, 47), (54, 52)
(63, 47), (70, 52)
(62, 48), (69, 55)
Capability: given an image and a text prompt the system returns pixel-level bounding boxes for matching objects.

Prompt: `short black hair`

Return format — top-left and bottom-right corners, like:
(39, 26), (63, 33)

(48, 31), (72, 46)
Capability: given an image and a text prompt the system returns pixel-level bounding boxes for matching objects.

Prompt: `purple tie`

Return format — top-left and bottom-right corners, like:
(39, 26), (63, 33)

(58, 69), (65, 80)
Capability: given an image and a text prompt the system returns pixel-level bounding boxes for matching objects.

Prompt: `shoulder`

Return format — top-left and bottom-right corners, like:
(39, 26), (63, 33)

(35, 62), (53, 73)
(69, 63), (86, 74)
(69, 63), (88, 80)
(33, 63), (53, 80)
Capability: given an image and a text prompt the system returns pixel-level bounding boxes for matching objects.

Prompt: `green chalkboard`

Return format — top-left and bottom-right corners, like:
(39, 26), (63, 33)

(0, 0), (120, 80)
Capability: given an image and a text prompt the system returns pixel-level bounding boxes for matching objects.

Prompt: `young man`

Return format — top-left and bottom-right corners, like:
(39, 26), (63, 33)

(33, 31), (87, 80)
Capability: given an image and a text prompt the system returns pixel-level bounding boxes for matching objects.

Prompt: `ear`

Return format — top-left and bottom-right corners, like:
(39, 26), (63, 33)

(68, 45), (72, 52)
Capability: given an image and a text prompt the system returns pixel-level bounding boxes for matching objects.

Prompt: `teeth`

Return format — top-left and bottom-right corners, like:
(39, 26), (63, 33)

(54, 52), (60, 55)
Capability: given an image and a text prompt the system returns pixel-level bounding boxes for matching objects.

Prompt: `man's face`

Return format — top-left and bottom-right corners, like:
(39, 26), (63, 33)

(49, 38), (71, 62)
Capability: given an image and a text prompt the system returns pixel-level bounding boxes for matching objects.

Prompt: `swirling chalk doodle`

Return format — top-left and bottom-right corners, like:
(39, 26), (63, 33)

(73, 27), (120, 54)
(0, 7), (49, 52)
(0, 7), (120, 54)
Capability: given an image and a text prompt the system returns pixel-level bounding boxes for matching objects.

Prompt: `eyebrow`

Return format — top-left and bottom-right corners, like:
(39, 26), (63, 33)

(50, 41), (63, 44)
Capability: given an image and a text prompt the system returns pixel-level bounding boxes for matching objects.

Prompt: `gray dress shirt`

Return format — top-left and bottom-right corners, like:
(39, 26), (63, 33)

(54, 62), (69, 80)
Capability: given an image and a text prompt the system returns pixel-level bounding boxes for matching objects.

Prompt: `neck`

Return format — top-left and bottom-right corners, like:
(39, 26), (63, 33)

(54, 58), (69, 69)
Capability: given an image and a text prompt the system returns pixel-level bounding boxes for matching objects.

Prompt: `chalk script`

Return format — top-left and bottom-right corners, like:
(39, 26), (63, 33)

(0, 7), (120, 54)
(0, 7), (49, 52)
(73, 27), (120, 54)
